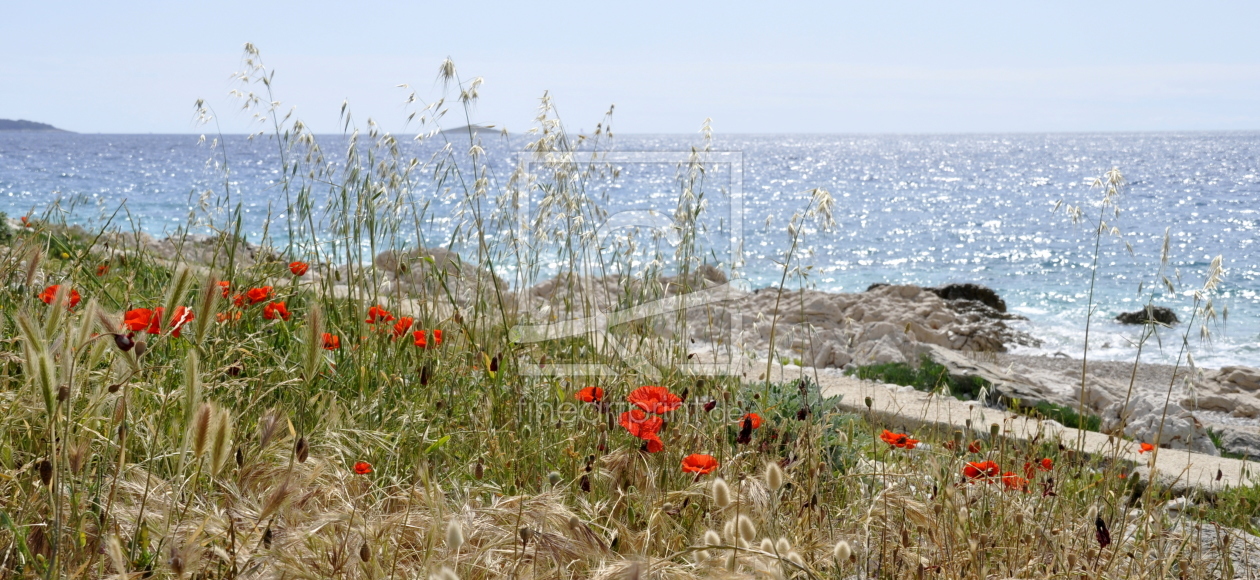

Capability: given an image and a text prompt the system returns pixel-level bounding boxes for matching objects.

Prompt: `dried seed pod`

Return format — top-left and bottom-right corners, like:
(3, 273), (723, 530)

(57, 385), (70, 402)
(107, 383), (122, 394)
(295, 436), (309, 463)
(134, 340), (147, 358)
(359, 542), (371, 562)
(38, 459), (53, 486)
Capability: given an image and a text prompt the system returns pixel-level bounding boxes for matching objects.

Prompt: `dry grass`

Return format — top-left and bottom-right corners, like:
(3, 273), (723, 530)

(0, 45), (1255, 580)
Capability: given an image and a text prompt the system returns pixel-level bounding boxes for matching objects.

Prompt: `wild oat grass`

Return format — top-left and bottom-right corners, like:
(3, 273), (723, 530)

(0, 45), (1254, 579)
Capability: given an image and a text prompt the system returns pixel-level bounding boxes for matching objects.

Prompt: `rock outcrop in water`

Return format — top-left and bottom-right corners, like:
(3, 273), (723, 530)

(1115, 305), (1179, 325)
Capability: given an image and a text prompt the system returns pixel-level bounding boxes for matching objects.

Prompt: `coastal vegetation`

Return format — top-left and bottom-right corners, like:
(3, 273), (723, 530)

(0, 46), (1255, 579)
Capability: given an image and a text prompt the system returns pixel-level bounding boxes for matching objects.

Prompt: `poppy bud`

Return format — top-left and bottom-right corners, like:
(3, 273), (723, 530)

(227, 364), (242, 377)
(489, 354), (500, 373)
(579, 474), (591, 492)
(990, 423), (1000, 437)
(796, 407), (808, 421)
(38, 459), (52, 486)
(113, 333), (134, 352)
(262, 526), (273, 548)
(134, 340), (147, 358)
(419, 364), (431, 387)
(703, 399), (717, 412)
(57, 385), (70, 402)
(519, 527), (533, 544)
(236, 447), (244, 467)
(473, 460), (483, 480)
(359, 542), (371, 562)
(108, 383), (122, 394)
(295, 437), (309, 463)
(864, 396), (872, 409)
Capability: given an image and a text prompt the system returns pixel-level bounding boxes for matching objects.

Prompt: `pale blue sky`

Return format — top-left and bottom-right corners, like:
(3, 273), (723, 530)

(3, 1), (1259, 134)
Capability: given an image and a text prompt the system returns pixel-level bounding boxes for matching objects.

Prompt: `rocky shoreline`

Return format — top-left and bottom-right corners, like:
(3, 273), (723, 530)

(39, 226), (1260, 459)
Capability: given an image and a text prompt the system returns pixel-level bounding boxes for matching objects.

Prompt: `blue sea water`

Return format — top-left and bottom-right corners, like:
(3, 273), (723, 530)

(2, 131), (1257, 367)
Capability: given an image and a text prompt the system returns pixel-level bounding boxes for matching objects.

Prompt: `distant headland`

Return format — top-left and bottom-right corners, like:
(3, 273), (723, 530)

(0, 119), (70, 132)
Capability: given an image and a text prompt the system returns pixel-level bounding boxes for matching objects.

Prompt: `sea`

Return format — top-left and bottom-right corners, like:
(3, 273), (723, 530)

(2, 131), (1257, 368)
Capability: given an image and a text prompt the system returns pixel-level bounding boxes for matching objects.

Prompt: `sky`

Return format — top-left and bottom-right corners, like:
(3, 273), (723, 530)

(3, 1), (1259, 134)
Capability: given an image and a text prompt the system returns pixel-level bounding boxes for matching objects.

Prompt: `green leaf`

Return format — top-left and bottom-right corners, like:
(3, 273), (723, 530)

(425, 435), (451, 455)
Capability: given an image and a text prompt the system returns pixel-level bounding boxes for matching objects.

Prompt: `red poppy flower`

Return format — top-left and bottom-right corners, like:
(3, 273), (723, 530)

(289, 261), (309, 276)
(263, 301), (291, 321)
(246, 286), (272, 304)
(322, 333), (341, 350)
(391, 316), (414, 338)
(96, 264), (109, 277)
(681, 454), (719, 474)
(413, 329), (443, 348)
(627, 386), (683, 415)
(218, 281), (231, 298)
(216, 311), (241, 323)
(1138, 442), (1155, 454)
(169, 306), (194, 338)
(619, 409), (663, 439)
(124, 308), (154, 332)
(643, 434), (664, 453)
(353, 461), (372, 475)
(233, 294), (245, 307)
(20, 216), (29, 226)
(575, 386), (604, 403)
(963, 460), (1000, 480)
(146, 307), (165, 335)
(967, 440), (983, 453)
(366, 305), (394, 324)
(879, 429), (919, 450)
(39, 285), (81, 308)
(1001, 471), (1028, 491)
(741, 413), (764, 429)
(1039, 458), (1053, 471)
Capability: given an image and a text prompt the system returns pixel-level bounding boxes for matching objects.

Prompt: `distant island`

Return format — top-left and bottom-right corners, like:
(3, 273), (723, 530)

(0, 119), (69, 132)
(439, 124), (505, 135)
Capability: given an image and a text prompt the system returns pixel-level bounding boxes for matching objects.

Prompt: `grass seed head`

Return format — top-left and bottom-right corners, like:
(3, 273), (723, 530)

(834, 539), (851, 562)
(192, 403), (213, 458)
(712, 477), (731, 508)
(210, 406), (233, 474)
(737, 515), (757, 542)
(765, 462), (784, 491)
(446, 518), (464, 552)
